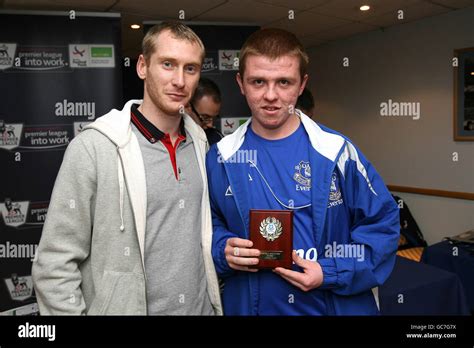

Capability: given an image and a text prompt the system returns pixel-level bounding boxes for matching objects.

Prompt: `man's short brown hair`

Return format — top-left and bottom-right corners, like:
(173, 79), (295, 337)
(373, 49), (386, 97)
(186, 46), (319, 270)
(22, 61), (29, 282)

(239, 28), (308, 79)
(142, 21), (205, 64)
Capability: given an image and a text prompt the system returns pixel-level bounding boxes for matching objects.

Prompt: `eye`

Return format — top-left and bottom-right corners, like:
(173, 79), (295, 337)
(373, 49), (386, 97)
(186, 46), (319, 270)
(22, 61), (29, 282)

(280, 79), (289, 86)
(163, 61), (173, 68)
(253, 79), (264, 86)
(186, 65), (197, 74)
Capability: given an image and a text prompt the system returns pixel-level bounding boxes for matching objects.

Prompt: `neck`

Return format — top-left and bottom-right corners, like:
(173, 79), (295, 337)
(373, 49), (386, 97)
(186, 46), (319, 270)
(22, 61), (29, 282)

(138, 99), (182, 142)
(251, 114), (300, 140)
(185, 105), (203, 127)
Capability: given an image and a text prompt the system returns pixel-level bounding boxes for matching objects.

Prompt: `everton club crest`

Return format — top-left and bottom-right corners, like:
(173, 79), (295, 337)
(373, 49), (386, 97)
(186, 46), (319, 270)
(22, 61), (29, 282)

(329, 173), (342, 201)
(259, 217), (283, 242)
(294, 160), (311, 191)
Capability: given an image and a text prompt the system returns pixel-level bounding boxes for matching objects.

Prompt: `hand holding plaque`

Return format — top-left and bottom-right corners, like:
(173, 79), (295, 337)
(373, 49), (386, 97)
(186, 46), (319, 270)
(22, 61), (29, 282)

(249, 209), (293, 269)
(224, 237), (260, 272)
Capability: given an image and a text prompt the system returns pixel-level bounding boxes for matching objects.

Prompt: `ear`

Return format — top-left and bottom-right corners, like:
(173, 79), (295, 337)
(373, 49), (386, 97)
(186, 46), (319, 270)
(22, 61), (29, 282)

(299, 74), (309, 95)
(136, 54), (147, 80)
(236, 73), (245, 95)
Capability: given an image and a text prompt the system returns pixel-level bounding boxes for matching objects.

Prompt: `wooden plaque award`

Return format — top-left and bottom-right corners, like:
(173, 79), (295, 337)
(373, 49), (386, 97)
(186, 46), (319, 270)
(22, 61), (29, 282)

(249, 209), (293, 269)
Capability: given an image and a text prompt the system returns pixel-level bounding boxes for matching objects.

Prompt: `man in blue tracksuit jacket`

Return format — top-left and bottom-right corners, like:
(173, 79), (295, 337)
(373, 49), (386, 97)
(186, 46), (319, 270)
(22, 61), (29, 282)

(206, 28), (399, 315)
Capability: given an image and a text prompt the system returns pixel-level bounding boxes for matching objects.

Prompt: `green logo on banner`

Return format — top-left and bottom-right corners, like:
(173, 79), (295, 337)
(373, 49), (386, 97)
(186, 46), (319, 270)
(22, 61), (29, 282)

(91, 47), (112, 58)
(239, 119), (247, 126)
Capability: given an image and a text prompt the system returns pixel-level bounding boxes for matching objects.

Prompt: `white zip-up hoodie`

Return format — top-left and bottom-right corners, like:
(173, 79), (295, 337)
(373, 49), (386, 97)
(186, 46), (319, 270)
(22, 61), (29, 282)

(32, 100), (223, 315)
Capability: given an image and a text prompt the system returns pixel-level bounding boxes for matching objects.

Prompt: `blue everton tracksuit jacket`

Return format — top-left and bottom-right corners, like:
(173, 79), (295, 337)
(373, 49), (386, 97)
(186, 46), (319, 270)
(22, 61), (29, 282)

(206, 111), (400, 315)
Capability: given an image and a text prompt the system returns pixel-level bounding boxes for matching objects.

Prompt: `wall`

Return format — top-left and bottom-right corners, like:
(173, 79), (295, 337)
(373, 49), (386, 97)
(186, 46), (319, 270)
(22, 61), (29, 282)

(307, 7), (474, 244)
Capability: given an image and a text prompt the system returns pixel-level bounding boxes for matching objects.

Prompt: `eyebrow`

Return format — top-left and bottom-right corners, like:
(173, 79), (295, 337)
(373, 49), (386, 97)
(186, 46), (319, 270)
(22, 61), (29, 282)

(156, 56), (201, 67)
(245, 75), (296, 81)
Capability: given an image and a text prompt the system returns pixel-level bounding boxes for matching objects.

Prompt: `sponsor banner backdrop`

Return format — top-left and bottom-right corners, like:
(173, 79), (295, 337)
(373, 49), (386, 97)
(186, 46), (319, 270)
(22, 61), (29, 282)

(0, 11), (122, 313)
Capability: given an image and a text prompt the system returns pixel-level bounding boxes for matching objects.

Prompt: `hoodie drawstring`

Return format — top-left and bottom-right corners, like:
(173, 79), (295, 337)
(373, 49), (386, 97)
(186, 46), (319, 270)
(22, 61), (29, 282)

(117, 150), (125, 232)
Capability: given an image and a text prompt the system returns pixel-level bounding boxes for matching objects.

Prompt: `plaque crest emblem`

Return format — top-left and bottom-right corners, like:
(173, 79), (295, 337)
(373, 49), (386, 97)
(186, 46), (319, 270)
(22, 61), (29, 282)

(259, 216), (283, 241)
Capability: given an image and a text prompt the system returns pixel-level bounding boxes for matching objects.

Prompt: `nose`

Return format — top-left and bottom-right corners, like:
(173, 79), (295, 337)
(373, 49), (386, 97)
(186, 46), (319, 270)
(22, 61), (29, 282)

(263, 84), (277, 102)
(172, 68), (185, 89)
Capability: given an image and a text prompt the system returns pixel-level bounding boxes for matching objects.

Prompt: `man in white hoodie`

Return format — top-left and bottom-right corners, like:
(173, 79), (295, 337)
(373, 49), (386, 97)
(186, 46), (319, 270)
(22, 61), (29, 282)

(32, 21), (222, 315)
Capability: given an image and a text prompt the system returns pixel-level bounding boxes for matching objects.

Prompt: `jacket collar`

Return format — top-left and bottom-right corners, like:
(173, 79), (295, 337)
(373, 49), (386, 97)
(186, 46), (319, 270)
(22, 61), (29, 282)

(130, 103), (186, 144)
(85, 99), (207, 148)
(216, 109), (345, 163)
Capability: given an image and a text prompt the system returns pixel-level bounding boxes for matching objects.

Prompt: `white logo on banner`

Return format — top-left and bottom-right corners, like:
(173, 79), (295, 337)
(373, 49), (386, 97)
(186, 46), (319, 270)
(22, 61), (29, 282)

(69, 44), (115, 68)
(220, 117), (249, 135)
(202, 55), (218, 73)
(0, 199), (29, 227)
(0, 121), (23, 150)
(74, 122), (92, 137)
(21, 125), (70, 150)
(4, 274), (33, 301)
(218, 50), (239, 71)
(28, 202), (49, 225)
(0, 43), (17, 70)
(69, 44), (89, 67)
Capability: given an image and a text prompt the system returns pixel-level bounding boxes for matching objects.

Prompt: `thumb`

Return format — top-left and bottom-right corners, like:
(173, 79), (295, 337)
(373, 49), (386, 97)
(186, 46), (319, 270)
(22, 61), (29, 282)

(292, 250), (308, 268)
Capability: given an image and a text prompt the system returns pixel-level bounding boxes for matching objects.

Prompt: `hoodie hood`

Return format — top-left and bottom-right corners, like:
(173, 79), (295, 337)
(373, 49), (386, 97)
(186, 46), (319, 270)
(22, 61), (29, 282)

(85, 99), (208, 148)
(85, 99), (139, 148)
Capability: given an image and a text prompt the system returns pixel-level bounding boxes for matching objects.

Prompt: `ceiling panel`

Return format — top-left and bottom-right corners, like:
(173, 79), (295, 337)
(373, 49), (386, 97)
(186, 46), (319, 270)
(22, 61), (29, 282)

(113, 0), (224, 19)
(267, 10), (351, 37)
(191, 0), (285, 23)
(309, 0), (422, 21)
(255, 0), (330, 11)
(3, 0), (117, 11)
(315, 22), (379, 42)
(363, 1), (450, 27)
(426, 0), (474, 9)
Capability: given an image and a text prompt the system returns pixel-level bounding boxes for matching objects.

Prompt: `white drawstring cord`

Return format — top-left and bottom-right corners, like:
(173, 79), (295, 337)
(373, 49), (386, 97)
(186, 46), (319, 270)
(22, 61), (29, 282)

(117, 151), (125, 232)
(247, 160), (312, 210)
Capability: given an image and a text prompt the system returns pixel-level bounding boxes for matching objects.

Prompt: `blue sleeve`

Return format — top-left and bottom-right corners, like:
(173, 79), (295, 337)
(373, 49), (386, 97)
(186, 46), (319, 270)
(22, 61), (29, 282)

(318, 141), (400, 295)
(206, 146), (237, 278)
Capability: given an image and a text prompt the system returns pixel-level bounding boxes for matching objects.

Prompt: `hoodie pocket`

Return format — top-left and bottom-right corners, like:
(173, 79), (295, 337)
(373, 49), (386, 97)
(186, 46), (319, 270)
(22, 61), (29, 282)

(87, 270), (145, 315)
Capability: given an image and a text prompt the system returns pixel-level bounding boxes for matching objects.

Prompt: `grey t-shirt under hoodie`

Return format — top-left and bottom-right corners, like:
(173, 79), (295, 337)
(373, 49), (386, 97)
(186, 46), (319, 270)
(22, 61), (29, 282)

(131, 106), (212, 315)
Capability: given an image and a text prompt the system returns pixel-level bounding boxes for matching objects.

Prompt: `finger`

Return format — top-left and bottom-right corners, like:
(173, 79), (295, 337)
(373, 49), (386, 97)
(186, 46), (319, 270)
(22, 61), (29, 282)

(234, 248), (261, 258)
(276, 272), (306, 291)
(225, 245), (260, 258)
(230, 264), (259, 272)
(228, 255), (260, 267)
(273, 266), (306, 284)
(292, 250), (311, 269)
(228, 238), (253, 248)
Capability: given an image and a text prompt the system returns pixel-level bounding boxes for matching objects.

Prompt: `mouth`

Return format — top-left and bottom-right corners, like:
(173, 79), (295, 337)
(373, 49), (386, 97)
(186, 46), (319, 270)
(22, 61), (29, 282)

(261, 106), (281, 114)
(167, 93), (187, 101)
